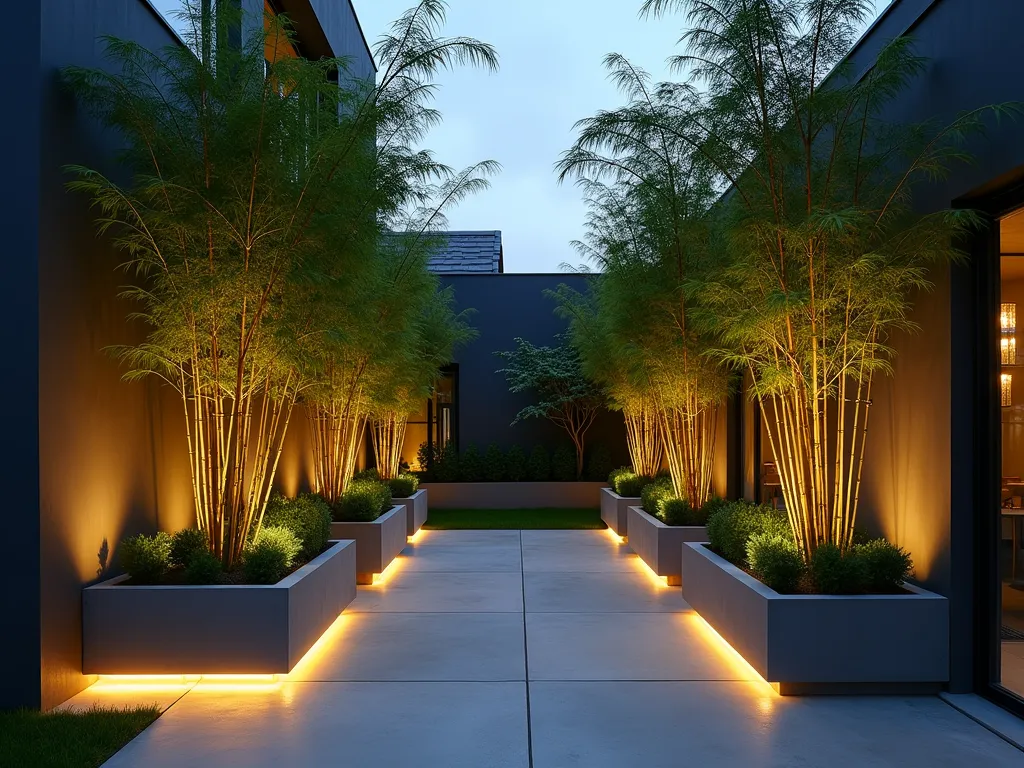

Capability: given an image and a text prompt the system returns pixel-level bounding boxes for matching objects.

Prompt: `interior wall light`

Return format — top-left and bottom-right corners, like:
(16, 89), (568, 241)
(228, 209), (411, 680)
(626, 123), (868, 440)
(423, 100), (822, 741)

(1001, 303), (1017, 365)
(1002, 373), (1013, 408)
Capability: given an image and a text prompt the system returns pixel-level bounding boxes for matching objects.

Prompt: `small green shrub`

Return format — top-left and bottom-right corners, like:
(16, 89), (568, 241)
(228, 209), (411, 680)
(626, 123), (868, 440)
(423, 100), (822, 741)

(434, 441), (460, 482)
(855, 538), (914, 591)
(459, 444), (484, 482)
(527, 445), (550, 481)
(417, 442), (439, 481)
(335, 479), (393, 522)
(184, 550), (222, 585)
(660, 497), (718, 526)
(505, 445), (528, 481)
(353, 467), (380, 481)
(169, 528), (207, 569)
(641, 477), (674, 517)
(700, 497), (732, 522)
(551, 444), (577, 481)
(706, 502), (791, 565)
(608, 466), (631, 486)
(483, 443), (506, 482)
(243, 526), (302, 585)
(119, 532), (171, 584)
(747, 533), (804, 593)
(388, 474), (420, 498)
(614, 473), (650, 498)
(585, 443), (613, 481)
(264, 493), (331, 560)
(809, 543), (866, 594)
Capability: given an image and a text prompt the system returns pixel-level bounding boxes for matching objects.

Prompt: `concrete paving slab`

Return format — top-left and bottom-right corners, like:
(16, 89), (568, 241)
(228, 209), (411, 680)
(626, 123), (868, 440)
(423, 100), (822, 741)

(529, 681), (1024, 768)
(105, 682), (530, 768)
(289, 612), (526, 682)
(347, 571), (524, 613)
(526, 612), (756, 681)
(398, 542), (523, 572)
(523, 570), (690, 613)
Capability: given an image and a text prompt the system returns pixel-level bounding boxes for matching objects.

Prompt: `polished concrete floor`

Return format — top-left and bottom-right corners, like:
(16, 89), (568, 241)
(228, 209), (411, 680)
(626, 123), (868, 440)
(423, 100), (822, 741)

(61, 529), (1024, 767)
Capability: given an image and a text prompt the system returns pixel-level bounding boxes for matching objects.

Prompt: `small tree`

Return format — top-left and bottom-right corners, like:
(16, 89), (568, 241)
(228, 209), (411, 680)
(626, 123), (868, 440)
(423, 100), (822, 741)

(496, 337), (603, 479)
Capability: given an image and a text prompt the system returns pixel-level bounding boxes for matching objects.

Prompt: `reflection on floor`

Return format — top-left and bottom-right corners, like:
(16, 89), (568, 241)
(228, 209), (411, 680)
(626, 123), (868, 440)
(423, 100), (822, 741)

(1002, 581), (1024, 699)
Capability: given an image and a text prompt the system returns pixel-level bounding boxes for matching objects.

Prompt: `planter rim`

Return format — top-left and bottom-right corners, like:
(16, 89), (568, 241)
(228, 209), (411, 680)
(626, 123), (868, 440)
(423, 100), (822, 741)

(627, 505), (707, 532)
(394, 489), (427, 500)
(333, 504), (404, 526)
(603, 488), (640, 502)
(684, 542), (944, 601)
(85, 539), (355, 592)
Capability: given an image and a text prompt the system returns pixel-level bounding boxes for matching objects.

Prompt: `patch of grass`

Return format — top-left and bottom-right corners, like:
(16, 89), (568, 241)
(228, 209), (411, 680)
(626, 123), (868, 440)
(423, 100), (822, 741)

(0, 705), (159, 768)
(424, 508), (605, 530)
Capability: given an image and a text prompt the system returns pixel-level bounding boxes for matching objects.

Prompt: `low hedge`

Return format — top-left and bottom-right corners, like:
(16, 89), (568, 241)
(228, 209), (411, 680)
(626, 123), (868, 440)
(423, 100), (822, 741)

(335, 479), (393, 522)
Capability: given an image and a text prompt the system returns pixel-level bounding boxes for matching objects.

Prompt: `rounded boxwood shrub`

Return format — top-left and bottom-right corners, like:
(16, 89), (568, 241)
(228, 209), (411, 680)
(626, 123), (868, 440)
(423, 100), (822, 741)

(119, 532), (171, 584)
(527, 445), (550, 481)
(264, 493), (331, 560)
(551, 444), (576, 481)
(613, 471), (651, 498)
(855, 538), (914, 591)
(483, 443), (506, 482)
(243, 525), (302, 585)
(809, 542), (866, 594)
(184, 550), (222, 585)
(169, 528), (207, 569)
(505, 445), (528, 481)
(335, 479), (393, 522)
(608, 466), (631, 487)
(640, 477), (674, 517)
(706, 502), (791, 566)
(747, 532), (804, 593)
(389, 473), (420, 498)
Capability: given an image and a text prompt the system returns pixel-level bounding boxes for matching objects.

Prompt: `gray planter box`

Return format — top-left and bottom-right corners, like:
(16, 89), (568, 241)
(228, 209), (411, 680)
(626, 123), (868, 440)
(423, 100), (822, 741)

(331, 505), (407, 584)
(422, 481), (605, 509)
(82, 540), (357, 675)
(600, 488), (639, 537)
(680, 542), (950, 694)
(627, 506), (707, 586)
(395, 489), (428, 536)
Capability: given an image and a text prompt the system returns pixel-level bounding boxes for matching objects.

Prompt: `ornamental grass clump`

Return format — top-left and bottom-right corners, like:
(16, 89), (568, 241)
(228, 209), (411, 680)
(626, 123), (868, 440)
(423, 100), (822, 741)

(336, 479), (393, 522)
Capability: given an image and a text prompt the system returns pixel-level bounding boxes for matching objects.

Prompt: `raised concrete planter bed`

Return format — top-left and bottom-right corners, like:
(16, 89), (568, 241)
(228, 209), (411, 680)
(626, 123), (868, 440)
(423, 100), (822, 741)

(680, 542), (950, 694)
(422, 481), (605, 509)
(331, 505), (407, 584)
(627, 506), (707, 586)
(83, 540), (357, 675)
(600, 488), (639, 537)
(395, 489), (428, 536)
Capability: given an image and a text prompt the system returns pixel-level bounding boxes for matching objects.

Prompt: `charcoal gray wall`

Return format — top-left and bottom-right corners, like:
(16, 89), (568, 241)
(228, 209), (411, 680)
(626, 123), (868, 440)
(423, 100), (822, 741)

(440, 274), (629, 470)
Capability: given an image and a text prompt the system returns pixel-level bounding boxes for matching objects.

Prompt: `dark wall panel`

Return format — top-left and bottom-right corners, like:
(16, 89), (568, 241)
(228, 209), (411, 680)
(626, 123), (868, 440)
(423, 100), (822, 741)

(3, 0), (43, 712)
(441, 274), (629, 469)
(36, 0), (197, 710)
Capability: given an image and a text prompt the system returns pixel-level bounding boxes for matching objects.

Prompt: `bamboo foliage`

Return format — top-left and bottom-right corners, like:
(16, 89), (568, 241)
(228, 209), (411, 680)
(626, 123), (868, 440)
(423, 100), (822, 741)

(556, 52), (732, 506)
(639, 0), (1011, 559)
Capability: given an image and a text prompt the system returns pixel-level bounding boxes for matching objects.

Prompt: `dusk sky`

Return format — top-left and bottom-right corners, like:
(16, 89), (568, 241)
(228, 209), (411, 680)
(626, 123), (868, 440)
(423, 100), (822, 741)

(152, 0), (887, 272)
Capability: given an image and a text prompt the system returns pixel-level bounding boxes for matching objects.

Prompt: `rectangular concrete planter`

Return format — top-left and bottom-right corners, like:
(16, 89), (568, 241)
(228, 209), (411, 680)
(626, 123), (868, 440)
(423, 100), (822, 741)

(395, 489), (428, 536)
(331, 505), (407, 584)
(627, 506), (707, 586)
(680, 542), (950, 694)
(600, 488), (640, 537)
(422, 481), (605, 509)
(82, 540), (357, 675)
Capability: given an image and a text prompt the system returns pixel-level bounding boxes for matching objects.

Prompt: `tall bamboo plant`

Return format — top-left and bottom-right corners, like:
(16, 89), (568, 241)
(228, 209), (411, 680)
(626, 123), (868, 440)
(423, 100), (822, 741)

(65, 2), (381, 566)
(642, 0), (1009, 558)
(301, 0), (497, 502)
(557, 54), (731, 507)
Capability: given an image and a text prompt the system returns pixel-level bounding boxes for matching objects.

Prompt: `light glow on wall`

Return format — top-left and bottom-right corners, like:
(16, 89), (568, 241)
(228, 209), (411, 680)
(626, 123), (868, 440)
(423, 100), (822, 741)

(372, 555), (405, 586)
(1003, 373), (1014, 407)
(687, 614), (776, 699)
